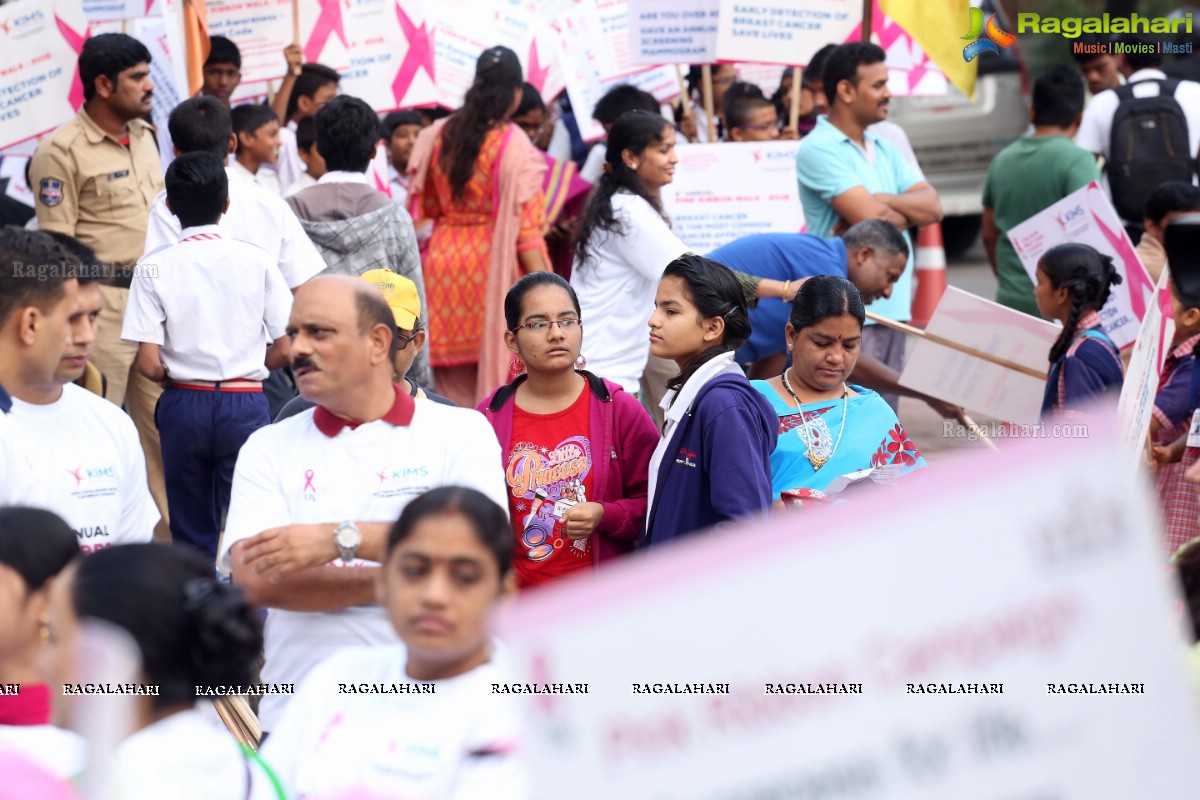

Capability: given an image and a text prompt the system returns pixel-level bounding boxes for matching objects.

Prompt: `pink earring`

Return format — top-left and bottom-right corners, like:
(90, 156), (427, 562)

(575, 354), (587, 371)
(508, 354), (527, 380)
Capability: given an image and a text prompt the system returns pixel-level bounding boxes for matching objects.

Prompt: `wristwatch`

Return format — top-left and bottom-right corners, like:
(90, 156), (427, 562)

(333, 521), (362, 563)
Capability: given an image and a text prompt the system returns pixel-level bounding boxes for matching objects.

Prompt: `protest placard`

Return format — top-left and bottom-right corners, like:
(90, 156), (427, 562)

(81, 0), (149, 22)
(1117, 270), (1175, 474)
(205, 0), (294, 85)
(498, 417), (1200, 798)
(433, 0), (543, 109)
(130, 16), (182, 169)
(297, 0), (353, 72)
(715, 0), (861, 65)
(628, 0), (718, 66)
(0, 0), (89, 151)
(338, 0), (437, 113)
(555, 3), (678, 142)
(1007, 182), (1155, 351)
(661, 140), (804, 252)
(898, 287), (1058, 425)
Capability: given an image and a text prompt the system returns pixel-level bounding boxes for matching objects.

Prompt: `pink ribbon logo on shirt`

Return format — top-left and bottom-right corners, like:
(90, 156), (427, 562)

(304, 0), (346, 64)
(303, 470), (316, 494)
(55, 14), (89, 112)
(391, 1), (434, 108)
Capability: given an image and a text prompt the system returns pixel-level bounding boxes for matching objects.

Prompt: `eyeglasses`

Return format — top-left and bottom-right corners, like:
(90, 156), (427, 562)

(396, 328), (423, 347)
(517, 121), (547, 136)
(511, 318), (582, 333)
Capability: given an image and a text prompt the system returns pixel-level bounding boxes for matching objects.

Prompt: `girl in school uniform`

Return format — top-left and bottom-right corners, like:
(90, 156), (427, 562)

(258, 487), (527, 799)
(0, 508), (83, 784)
(1033, 243), (1125, 418)
(640, 255), (776, 547)
(42, 544), (277, 799)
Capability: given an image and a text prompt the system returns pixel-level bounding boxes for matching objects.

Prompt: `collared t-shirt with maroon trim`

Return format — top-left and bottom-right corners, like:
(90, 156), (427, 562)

(219, 386), (507, 731)
(504, 384), (594, 589)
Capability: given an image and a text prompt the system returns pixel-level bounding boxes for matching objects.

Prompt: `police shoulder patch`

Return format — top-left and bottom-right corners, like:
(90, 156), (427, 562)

(38, 178), (64, 207)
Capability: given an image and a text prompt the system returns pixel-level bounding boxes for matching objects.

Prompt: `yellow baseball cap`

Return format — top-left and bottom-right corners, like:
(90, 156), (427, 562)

(360, 269), (421, 330)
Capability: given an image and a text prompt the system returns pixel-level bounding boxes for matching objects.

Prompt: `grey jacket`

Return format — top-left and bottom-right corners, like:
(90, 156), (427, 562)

(287, 182), (431, 387)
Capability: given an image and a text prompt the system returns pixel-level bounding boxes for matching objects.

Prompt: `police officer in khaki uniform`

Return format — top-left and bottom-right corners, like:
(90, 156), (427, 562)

(30, 34), (169, 541)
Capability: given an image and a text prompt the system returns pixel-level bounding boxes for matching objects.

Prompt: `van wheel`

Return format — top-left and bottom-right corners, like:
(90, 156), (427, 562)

(942, 215), (981, 259)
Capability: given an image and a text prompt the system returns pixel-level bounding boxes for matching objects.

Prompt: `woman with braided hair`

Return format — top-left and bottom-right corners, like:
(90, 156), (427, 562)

(408, 45), (552, 407)
(1033, 243), (1125, 418)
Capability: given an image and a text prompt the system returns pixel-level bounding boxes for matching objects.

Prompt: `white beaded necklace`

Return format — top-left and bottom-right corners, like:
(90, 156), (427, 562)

(781, 370), (848, 471)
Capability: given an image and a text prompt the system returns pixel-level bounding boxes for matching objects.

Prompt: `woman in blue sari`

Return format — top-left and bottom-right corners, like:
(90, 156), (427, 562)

(751, 276), (926, 499)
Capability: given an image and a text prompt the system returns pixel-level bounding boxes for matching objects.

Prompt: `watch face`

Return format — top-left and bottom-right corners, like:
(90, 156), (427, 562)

(335, 525), (359, 548)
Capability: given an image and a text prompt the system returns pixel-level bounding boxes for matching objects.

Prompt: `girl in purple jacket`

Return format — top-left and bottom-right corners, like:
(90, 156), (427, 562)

(478, 273), (659, 590)
(640, 255), (775, 548)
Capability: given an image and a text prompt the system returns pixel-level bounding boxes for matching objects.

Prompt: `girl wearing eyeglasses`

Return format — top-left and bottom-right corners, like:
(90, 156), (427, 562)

(477, 273), (659, 590)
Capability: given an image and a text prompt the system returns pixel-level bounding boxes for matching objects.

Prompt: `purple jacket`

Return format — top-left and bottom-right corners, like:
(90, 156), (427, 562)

(478, 371), (659, 565)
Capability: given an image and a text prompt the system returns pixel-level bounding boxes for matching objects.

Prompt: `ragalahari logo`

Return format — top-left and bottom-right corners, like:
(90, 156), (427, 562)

(962, 7), (1016, 62)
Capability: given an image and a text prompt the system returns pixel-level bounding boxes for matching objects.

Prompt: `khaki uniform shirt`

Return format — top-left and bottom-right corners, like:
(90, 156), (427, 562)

(30, 108), (163, 274)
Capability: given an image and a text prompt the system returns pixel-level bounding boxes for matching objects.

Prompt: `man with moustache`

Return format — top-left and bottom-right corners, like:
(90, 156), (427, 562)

(795, 42), (943, 409)
(9, 236), (158, 548)
(218, 275), (505, 735)
(29, 33), (167, 532)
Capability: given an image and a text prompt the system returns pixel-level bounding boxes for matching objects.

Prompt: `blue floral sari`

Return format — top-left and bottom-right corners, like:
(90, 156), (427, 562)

(751, 381), (928, 497)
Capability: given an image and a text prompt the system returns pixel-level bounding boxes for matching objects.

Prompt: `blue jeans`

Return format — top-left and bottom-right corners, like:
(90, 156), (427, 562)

(157, 387), (269, 560)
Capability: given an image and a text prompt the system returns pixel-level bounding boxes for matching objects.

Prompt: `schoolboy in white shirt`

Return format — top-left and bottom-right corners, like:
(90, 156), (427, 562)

(122, 152), (292, 559)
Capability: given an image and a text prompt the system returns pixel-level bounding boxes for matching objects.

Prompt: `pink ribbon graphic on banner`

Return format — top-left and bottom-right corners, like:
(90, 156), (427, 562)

(55, 15), (89, 111)
(526, 40), (551, 94)
(846, 0), (936, 94)
(392, 1), (433, 107)
(304, 0), (346, 64)
(1085, 183), (1153, 322)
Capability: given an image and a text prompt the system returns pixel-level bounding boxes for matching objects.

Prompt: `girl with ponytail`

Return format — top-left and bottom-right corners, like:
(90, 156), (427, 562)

(1033, 243), (1124, 418)
(408, 46), (552, 407)
(571, 109), (687, 400)
(42, 544), (278, 799)
(640, 255), (775, 548)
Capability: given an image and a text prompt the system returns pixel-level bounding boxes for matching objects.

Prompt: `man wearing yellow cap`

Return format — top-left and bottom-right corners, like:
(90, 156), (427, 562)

(275, 269), (453, 421)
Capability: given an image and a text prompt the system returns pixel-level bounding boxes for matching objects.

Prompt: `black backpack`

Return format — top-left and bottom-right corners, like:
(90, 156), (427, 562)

(1108, 79), (1198, 222)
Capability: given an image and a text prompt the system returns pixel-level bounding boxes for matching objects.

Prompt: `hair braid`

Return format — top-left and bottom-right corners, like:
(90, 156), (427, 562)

(1050, 284), (1088, 364)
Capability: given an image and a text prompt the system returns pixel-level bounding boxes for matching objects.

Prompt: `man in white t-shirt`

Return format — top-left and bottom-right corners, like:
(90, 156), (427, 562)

(219, 275), (506, 732)
(10, 246), (157, 549)
(0, 230), (81, 506)
(1075, 37), (1200, 227)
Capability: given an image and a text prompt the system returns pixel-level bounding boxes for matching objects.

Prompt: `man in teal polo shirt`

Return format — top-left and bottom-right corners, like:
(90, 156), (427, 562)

(795, 42), (942, 410)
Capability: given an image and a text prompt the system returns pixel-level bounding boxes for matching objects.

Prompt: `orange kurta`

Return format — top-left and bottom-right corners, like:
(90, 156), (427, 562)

(423, 127), (549, 366)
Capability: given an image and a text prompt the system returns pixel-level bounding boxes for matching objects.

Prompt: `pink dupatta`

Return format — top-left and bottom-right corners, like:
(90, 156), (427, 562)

(409, 118), (547, 401)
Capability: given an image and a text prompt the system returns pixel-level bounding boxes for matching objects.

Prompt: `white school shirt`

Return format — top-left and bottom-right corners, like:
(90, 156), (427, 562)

(144, 166), (326, 289)
(229, 157), (283, 196)
(1075, 68), (1200, 217)
(646, 352), (741, 523)
(11, 384), (157, 550)
(284, 171), (317, 197)
(0, 724), (86, 780)
(116, 706), (251, 800)
(218, 398), (508, 730)
(122, 226), (293, 382)
(571, 191), (689, 393)
(258, 644), (527, 800)
(276, 120), (307, 195)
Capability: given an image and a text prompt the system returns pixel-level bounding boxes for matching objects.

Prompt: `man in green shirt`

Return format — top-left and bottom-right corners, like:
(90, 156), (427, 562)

(982, 66), (1100, 317)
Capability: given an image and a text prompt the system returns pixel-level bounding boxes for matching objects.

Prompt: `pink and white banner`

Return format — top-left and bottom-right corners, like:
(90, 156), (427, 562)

(0, 0), (90, 151)
(498, 416), (1200, 797)
(1008, 182), (1156, 351)
(205, 0), (294, 85)
(338, 0), (437, 113)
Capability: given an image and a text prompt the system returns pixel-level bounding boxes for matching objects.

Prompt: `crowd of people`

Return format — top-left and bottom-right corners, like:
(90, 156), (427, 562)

(1, 25), (1200, 798)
